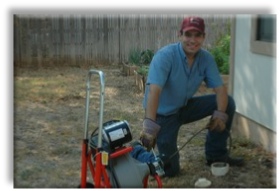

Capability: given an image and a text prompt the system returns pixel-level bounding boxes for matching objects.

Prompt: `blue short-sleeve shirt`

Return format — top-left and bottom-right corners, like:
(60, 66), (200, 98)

(143, 42), (223, 116)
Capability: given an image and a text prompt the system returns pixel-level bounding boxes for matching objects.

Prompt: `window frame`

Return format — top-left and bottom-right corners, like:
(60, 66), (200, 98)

(250, 15), (276, 57)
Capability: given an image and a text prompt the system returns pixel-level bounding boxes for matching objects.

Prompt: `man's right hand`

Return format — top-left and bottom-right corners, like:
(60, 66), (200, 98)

(140, 118), (161, 151)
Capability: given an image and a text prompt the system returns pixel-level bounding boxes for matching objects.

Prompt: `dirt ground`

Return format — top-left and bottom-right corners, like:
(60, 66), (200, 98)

(14, 64), (276, 188)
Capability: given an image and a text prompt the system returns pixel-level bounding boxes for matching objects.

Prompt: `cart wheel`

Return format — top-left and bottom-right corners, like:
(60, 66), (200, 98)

(78, 182), (94, 188)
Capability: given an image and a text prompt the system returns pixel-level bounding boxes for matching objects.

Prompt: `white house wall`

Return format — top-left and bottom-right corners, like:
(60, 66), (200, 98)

(233, 15), (276, 132)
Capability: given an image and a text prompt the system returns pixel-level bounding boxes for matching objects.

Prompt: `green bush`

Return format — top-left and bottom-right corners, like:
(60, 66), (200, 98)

(128, 49), (142, 65)
(136, 65), (150, 76)
(128, 48), (154, 66)
(140, 49), (154, 65)
(209, 35), (230, 74)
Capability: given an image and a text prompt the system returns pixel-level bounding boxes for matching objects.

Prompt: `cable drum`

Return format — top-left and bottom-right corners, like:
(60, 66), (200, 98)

(102, 120), (132, 150)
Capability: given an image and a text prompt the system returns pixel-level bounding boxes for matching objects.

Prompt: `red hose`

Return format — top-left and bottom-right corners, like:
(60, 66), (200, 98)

(143, 174), (162, 188)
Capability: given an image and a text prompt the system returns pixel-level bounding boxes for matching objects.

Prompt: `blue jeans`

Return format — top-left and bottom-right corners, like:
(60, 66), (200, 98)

(155, 94), (236, 177)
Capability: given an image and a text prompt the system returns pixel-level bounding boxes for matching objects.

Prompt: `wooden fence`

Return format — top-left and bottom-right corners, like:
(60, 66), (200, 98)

(14, 14), (232, 67)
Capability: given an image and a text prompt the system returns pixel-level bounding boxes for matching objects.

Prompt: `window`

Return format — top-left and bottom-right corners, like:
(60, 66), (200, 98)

(250, 14), (276, 57)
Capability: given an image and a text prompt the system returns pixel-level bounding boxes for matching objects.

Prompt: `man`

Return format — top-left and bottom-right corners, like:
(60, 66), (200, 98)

(140, 16), (244, 177)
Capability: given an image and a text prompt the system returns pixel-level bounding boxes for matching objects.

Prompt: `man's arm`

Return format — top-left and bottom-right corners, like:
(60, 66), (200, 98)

(213, 85), (228, 112)
(140, 84), (162, 150)
(145, 84), (162, 120)
(206, 85), (228, 132)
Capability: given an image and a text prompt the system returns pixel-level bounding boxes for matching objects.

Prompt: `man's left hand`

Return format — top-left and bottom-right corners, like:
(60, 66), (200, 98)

(206, 110), (228, 132)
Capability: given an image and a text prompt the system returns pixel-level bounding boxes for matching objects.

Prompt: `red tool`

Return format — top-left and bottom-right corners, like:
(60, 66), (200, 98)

(79, 70), (162, 188)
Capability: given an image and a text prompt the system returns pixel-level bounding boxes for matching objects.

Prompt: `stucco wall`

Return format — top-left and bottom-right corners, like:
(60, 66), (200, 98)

(232, 15), (276, 132)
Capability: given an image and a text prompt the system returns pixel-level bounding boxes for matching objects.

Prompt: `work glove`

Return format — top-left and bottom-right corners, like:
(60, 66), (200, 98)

(206, 110), (228, 132)
(140, 118), (161, 151)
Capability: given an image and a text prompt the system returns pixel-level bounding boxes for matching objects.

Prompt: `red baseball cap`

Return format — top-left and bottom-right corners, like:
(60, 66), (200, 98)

(180, 16), (205, 33)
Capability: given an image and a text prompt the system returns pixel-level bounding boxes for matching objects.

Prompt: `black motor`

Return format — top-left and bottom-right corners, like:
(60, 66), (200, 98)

(102, 120), (132, 150)
(89, 120), (132, 152)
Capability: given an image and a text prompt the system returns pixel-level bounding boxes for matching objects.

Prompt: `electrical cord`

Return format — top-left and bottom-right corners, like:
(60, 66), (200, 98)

(167, 127), (233, 163)
(168, 127), (207, 160)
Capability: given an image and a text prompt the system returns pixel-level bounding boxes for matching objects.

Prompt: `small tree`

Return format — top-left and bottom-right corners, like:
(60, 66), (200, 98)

(209, 34), (230, 74)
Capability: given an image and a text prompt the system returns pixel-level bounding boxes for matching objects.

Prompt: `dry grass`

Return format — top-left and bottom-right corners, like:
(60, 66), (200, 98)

(14, 64), (276, 188)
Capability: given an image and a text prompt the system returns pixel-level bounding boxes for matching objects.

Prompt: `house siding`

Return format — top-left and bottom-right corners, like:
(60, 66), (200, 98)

(232, 15), (276, 132)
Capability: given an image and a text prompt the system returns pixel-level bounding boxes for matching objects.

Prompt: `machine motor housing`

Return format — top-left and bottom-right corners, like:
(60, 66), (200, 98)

(102, 120), (132, 150)
(89, 120), (150, 188)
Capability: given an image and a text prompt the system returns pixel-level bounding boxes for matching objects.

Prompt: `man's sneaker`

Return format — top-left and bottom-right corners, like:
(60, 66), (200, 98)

(207, 156), (244, 167)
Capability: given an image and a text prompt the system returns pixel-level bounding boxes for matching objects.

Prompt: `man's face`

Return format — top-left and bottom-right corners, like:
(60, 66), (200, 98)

(180, 30), (205, 56)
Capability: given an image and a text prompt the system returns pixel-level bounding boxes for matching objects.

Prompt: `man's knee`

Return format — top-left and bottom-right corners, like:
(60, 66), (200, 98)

(227, 95), (236, 112)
